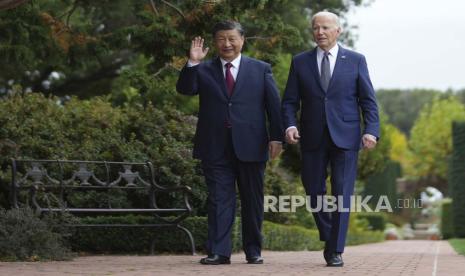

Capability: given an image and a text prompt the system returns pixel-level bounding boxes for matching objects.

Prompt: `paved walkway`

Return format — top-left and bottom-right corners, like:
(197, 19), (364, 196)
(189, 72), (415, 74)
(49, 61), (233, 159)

(1, 241), (464, 275)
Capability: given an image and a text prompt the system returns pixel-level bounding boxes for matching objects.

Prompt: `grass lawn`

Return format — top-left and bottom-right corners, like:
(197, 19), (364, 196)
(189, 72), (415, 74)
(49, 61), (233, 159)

(449, 239), (465, 256)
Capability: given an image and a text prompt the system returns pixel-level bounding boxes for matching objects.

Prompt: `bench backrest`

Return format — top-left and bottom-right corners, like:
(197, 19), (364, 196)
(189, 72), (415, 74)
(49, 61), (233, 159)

(10, 159), (187, 214)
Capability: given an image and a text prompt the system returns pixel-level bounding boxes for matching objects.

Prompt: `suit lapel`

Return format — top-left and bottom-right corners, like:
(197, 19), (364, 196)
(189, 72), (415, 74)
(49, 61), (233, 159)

(231, 56), (249, 99)
(327, 45), (347, 93)
(210, 57), (229, 99)
(307, 49), (326, 94)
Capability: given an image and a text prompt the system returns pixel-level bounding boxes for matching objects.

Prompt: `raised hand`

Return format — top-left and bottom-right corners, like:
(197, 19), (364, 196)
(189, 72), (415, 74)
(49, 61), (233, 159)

(189, 36), (209, 63)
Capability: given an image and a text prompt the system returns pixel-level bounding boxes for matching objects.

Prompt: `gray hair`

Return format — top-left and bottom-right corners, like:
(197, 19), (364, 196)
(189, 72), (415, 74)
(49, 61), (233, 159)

(311, 11), (341, 28)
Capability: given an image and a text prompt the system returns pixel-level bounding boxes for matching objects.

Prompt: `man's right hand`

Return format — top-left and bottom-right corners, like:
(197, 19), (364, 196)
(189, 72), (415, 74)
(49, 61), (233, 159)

(189, 36), (209, 64)
(285, 127), (300, 144)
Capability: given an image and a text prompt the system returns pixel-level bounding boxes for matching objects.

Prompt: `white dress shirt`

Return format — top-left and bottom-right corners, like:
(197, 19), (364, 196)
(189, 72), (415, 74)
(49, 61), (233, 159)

(187, 54), (281, 145)
(219, 55), (241, 80)
(285, 44), (377, 144)
(316, 44), (338, 77)
(187, 54), (241, 81)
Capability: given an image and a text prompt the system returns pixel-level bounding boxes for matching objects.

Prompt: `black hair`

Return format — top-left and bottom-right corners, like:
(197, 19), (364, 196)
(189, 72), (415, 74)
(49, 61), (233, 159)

(212, 20), (244, 37)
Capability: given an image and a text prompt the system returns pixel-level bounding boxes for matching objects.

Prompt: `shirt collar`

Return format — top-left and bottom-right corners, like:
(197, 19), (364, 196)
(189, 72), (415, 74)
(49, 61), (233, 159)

(317, 44), (339, 58)
(220, 54), (241, 68)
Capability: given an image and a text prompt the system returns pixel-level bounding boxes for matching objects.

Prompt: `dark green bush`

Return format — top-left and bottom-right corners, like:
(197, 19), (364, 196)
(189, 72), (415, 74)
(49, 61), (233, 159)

(70, 215), (212, 253)
(0, 208), (74, 261)
(363, 161), (401, 211)
(263, 221), (322, 250)
(450, 122), (465, 237)
(0, 92), (206, 214)
(357, 213), (387, 231)
(68, 215), (383, 253)
(0, 92), (297, 221)
(441, 199), (454, 239)
(263, 160), (312, 227)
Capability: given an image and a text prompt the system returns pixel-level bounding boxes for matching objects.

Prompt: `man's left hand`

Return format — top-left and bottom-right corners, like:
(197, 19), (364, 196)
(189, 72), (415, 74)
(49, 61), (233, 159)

(362, 134), (377, 150)
(269, 141), (283, 160)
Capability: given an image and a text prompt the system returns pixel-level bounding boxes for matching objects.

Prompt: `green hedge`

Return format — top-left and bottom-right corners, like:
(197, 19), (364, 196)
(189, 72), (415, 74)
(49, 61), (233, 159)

(357, 213), (387, 231)
(69, 215), (383, 253)
(0, 92), (298, 227)
(0, 208), (73, 261)
(441, 199), (454, 239)
(450, 122), (465, 237)
(363, 161), (401, 211)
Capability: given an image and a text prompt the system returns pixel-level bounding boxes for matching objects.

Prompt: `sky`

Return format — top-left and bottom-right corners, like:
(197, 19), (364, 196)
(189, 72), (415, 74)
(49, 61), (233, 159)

(347, 0), (465, 91)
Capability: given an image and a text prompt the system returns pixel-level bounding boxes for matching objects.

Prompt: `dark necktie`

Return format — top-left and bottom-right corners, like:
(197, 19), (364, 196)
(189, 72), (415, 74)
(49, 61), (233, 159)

(225, 62), (235, 96)
(320, 52), (331, 92)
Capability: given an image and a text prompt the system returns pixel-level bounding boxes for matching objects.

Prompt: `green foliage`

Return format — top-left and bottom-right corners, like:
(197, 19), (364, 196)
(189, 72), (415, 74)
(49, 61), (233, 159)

(357, 111), (392, 181)
(69, 215), (383, 253)
(450, 122), (465, 237)
(376, 89), (441, 135)
(71, 215), (210, 253)
(263, 221), (323, 251)
(441, 199), (454, 239)
(386, 124), (410, 171)
(409, 97), (465, 190)
(0, 92), (206, 214)
(346, 212), (384, 245)
(272, 53), (292, 94)
(0, 0), (367, 102)
(363, 161), (401, 211)
(263, 160), (315, 227)
(0, 207), (73, 261)
(356, 213), (387, 231)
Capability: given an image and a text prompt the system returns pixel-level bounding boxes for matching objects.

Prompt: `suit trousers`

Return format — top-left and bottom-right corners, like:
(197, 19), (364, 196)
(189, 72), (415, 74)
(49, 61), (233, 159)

(201, 129), (265, 258)
(301, 126), (359, 253)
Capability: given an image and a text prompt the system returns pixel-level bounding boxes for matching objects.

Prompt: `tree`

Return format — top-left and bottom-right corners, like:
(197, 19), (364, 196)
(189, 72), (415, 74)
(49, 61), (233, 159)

(386, 123), (410, 172)
(376, 89), (440, 135)
(1, 0), (369, 105)
(408, 96), (465, 193)
(357, 111), (391, 181)
(0, 0), (29, 10)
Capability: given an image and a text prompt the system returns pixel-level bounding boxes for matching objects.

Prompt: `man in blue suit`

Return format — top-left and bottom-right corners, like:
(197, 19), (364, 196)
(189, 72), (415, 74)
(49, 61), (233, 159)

(282, 11), (380, 267)
(177, 21), (283, 265)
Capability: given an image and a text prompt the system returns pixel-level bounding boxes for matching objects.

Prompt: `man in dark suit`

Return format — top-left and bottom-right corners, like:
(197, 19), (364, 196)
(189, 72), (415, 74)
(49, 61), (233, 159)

(176, 21), (283, 265)
(282, 11), (380, 267)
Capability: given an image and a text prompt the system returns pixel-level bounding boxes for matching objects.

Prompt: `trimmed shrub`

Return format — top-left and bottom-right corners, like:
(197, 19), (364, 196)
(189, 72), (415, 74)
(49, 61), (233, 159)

(363, 161), (401, 211)
(263, 221), (322, 250)
(68, 215), (383, 253)
(0, 92), (206, 215)
(441, 199), (454, 239)
(70, 215), (211, 253)
(357, 213), (387, 231)
(0, 208), (74, 261)
(450, 122), (465, 237)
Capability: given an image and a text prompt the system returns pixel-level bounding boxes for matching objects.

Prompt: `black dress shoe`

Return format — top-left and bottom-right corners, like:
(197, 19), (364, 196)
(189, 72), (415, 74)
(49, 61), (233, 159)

(326, 252), (344, 267)
(246, 256), (264, 264)
(199, 254), (231, 265)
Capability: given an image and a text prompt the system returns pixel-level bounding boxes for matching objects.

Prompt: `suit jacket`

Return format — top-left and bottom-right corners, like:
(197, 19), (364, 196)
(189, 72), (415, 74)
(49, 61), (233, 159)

(176, 56), (283, 162)
(282, 45), (380, 151)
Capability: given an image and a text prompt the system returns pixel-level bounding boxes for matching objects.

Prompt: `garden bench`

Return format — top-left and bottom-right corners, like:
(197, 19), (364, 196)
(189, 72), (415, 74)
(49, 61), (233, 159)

(9, 159), (196, 255)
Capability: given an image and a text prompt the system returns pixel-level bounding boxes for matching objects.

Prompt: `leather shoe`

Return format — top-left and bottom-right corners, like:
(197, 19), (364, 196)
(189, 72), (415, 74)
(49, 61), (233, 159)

(326, 252), (344, 267)
(199, 254), (231, 265)
(246, 256), (263, 264)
